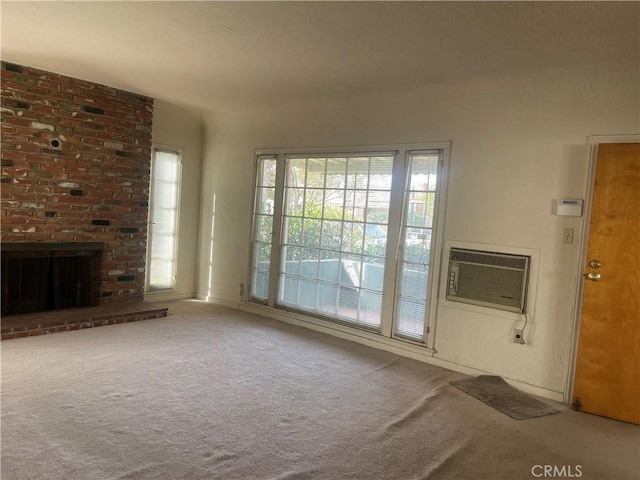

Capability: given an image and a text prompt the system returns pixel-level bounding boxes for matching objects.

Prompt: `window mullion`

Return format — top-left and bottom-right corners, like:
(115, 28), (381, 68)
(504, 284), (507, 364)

(267, 154), (286, 307)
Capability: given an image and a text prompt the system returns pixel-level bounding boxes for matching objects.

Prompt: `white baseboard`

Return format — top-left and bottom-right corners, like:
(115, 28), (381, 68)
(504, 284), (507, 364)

(144, 291), (197, 303)
(196, 294), (241, 309)
(238, 301), (564, 403)
(426, 356), (565, 402)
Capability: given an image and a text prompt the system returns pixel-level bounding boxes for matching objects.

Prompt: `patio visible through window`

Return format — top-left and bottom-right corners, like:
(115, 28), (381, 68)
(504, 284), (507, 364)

(249, 145), (447, 344)
(279, 154), (393, 330)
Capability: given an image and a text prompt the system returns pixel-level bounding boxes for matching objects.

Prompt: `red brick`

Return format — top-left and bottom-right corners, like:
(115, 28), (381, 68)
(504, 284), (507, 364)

(49, 232), (74, 240)
(2, 168), (28, 177)
(2, 62), (152, 306)
(15, 144), (40, 154)
(2, 150), (28, 161)
(0, 233), (26, 241)
(3, 81), (27, 91)
(26, 86), (50, 95)
(80, 137), (103, 146)
(37, 80), (60, 91)
(13, 127), (36, 136)
(58, 117), (83, 128)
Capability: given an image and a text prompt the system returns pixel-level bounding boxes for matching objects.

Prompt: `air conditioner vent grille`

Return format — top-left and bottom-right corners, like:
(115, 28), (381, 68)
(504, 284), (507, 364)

(449, 249), (528, 270)
(447, 248), (530, 313)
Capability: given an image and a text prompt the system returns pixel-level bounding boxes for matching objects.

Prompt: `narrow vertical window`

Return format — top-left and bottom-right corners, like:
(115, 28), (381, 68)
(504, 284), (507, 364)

(147, 148), (181, 290)
(250, 155), (277, 301)
(394, 150), (441, 341)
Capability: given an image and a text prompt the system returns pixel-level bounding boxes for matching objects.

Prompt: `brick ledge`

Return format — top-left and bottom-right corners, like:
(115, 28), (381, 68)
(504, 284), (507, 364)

(1, 302), (168, 340)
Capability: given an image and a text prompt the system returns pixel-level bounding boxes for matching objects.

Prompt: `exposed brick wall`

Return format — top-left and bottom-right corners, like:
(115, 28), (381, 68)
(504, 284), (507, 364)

(1, 62), (153, 304)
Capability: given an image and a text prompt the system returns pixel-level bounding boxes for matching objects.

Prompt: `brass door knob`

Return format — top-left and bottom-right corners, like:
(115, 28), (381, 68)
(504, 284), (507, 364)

(586, 272), (601, 281)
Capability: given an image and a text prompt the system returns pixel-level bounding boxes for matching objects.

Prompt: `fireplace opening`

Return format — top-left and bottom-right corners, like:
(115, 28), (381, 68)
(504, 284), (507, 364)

(1, 243), (103, 316)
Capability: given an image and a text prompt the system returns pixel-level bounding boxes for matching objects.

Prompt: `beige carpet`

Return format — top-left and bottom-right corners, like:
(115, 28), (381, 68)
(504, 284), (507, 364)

(2, 300), (639, 480)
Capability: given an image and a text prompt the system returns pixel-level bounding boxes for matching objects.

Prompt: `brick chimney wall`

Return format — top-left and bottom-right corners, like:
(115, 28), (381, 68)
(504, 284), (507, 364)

(1, 62), (154, 304)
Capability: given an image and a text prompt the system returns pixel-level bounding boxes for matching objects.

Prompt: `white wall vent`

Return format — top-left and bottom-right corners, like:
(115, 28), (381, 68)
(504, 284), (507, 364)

(446, 248), (530, 313)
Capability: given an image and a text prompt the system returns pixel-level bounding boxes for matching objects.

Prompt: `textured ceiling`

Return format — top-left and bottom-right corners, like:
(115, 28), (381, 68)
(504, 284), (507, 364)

(1, 2), (638, 110)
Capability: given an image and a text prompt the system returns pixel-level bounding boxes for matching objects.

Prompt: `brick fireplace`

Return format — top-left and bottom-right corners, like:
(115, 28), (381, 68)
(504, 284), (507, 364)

(1, 62), (167, 335)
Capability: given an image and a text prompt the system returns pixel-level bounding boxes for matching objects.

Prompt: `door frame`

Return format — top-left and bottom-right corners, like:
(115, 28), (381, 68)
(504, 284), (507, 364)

(565, 134), (640, 404)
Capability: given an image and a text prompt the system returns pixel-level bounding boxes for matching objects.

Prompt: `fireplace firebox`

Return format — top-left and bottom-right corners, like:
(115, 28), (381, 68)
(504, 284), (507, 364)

(1, 243), (104, 316)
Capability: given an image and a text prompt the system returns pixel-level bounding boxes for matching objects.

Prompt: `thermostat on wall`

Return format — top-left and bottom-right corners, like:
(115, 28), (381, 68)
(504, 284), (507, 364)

(556, 199), (583, 216)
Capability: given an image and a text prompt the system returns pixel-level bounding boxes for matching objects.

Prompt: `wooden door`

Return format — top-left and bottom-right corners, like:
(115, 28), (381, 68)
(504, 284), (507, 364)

(573, 143), (640, 424)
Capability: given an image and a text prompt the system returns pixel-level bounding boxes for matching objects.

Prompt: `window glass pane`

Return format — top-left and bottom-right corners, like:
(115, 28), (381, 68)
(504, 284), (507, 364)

(257, 187), (275, 215)
(148, 150), (180, 290)
(341, 221), (363, 254)
(286, 188), (304, 217)
(285, 217), (302, 246)
(409, 155), (438, 190)
(363, 226), (387, 259)
(302, 219), (321, 248)
(394, 151), (441, 341)
(283, 246), (302, 265)
(326, 158), (346, 188)
(250, 147), (444, 342)
(321, 220), (343, 251)
(288, 158), (306, 185)
(351, 191), (367, 222)
(396, 298), (427, 339)
(252, 269), (269, 300)
(258, 157), (277, 187)
(278, 154), (393, 332)
(250, 156), (276, 300)
(323, 190), (344, 218)
(153, 151), (179, 181)
(366, 191), (391, 224)
(347, 158), (369, 189)
(153, 182), (177, 208)
(256, 215), (273, 243)
(369, 157), (393, 189)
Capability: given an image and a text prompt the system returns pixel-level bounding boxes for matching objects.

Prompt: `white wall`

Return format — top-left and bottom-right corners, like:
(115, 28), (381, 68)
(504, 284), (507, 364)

(148, 100), (203, 301)
(197, 62), (638, 398)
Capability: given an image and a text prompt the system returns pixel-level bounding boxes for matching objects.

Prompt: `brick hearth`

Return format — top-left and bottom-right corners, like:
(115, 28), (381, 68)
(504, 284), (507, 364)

(1, 302), (168, 340)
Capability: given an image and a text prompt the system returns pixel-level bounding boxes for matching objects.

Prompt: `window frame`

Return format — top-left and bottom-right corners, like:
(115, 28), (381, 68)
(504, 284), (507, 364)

(146, 145), (183, 292)
(392, 149), (446, 344)
(278, 151), (395, 332)
(248, 142), (450, 348)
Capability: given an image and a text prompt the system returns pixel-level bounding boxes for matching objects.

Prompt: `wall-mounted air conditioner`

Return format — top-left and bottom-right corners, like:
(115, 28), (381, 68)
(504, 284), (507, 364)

(446, 248), (530, 313)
